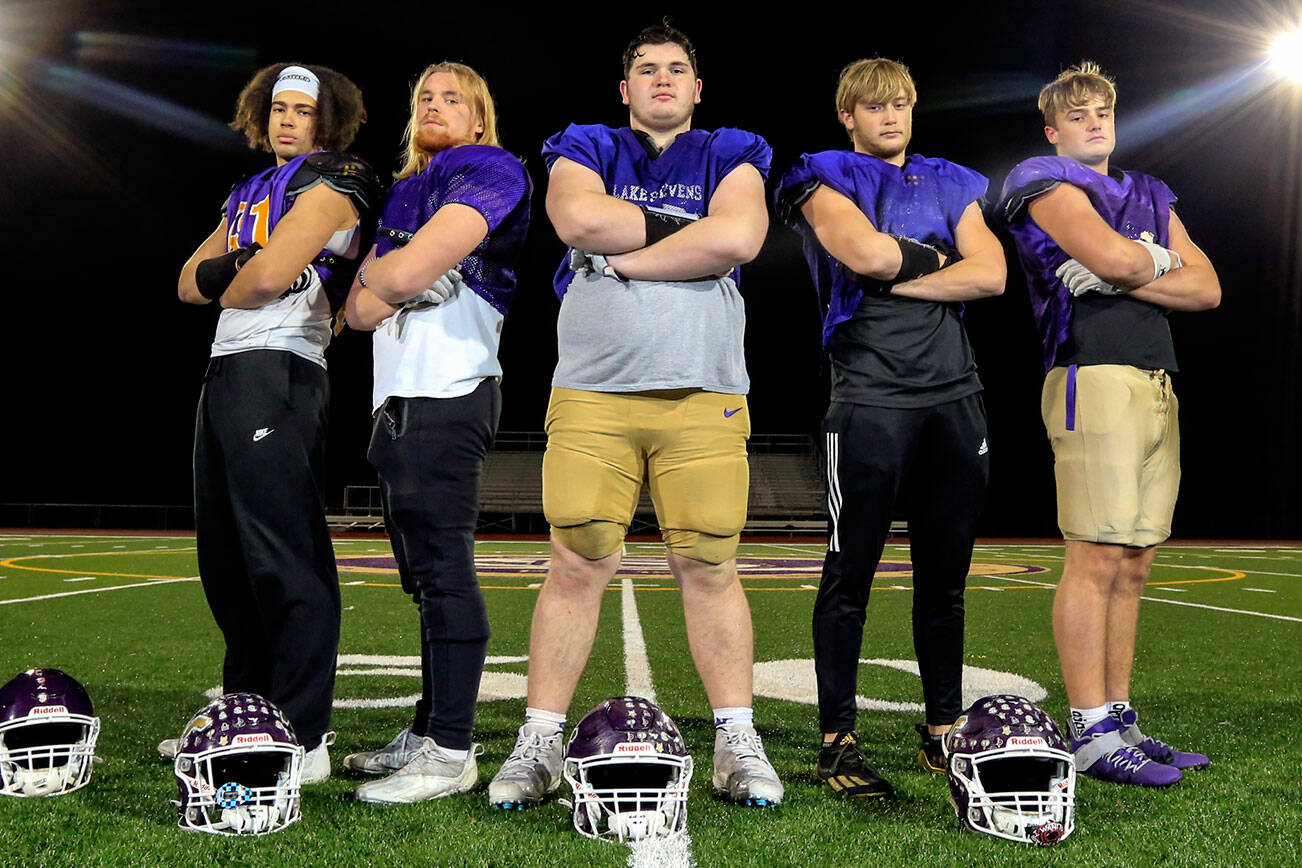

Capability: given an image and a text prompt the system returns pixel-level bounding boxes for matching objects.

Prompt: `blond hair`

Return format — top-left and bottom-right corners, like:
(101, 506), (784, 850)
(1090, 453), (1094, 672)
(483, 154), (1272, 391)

(835, 58), (917, 123)
(1038, 61), (1116, 126)
(396, 62), (500, 179)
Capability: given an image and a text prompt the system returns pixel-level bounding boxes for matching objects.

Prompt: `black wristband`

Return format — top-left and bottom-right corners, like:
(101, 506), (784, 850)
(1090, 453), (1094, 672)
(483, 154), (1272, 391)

(891, 235), (942, 284)
(642, 205), (693, 246)
(195, 243), (261, 301)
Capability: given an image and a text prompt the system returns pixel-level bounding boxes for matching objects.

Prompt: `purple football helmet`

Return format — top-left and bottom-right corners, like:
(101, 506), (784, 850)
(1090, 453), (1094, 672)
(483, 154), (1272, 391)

(0, 668), (100, 797)
(173, 692), (303, 836)
(944, 695), (1076, 846)
(563, 696), (693, 842)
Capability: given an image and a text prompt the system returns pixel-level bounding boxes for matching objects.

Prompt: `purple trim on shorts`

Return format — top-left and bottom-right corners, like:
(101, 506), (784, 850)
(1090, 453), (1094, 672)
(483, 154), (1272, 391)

(1065, 364), (1078, 432)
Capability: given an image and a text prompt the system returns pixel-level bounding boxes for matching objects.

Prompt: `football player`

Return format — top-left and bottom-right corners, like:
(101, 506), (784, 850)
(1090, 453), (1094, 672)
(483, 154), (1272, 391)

(999, 62), (1220, 785)
(341, 62), (531, 804)
(776, 58), (1005, 798)
(174, 62), (378, 784)
(489, 23), (783, 809)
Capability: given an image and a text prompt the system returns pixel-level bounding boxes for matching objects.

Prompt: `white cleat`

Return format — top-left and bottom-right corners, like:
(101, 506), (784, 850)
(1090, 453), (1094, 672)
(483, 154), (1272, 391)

(344, 729), (425, 775)
(158, 738), (180, 760)
(713, 725), (784, 806)
(301, 732), (336, 785)
(355, 739), (482, 804)
(488, 724), (564, 810)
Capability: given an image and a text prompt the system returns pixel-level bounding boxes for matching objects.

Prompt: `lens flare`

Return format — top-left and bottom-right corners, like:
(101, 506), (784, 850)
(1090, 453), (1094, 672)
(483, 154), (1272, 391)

(1270, 28), (1302, 82)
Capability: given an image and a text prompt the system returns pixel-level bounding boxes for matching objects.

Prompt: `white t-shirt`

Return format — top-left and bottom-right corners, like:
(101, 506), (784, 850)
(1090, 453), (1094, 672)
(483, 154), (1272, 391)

(210, 223), (359, 368)
(370, 278), (504, 411)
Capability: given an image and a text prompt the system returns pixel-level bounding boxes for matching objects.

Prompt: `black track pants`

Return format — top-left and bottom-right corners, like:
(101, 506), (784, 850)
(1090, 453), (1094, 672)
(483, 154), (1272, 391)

(193, 350), (341, 747)
(813, 395), (988, 734)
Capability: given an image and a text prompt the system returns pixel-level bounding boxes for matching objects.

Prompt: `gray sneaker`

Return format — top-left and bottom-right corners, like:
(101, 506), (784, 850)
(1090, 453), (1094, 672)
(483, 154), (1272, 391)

(354, 739), (483, 804)
(713, 725), (784, 806)
(488, 724), (564, 809)
(344, 729), (425, 775)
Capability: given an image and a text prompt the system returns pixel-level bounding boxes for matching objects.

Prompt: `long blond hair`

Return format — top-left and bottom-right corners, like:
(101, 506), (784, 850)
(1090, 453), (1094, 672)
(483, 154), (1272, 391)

(395, 62), (500, 179)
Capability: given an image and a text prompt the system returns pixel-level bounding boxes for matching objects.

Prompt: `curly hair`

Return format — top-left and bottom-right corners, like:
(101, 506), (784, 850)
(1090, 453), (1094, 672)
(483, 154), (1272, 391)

(622, 21), (698, 78)
(230, 62), (366, 153)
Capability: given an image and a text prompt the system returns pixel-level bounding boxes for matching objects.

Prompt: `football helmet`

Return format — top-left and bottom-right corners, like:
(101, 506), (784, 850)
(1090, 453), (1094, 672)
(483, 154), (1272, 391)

(0, 668), (100, 797)
(944, 694), (1076, 846)
(173, 692), (303, 836)
(563, 696), (693, 842)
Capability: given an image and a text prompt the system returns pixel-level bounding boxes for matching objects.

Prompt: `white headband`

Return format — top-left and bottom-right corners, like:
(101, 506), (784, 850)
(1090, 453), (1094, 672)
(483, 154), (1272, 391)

(272, 66), (320, 102)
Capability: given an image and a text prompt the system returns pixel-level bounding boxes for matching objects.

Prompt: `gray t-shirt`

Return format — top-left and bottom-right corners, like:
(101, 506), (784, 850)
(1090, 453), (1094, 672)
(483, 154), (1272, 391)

(552, 270), (748, 394)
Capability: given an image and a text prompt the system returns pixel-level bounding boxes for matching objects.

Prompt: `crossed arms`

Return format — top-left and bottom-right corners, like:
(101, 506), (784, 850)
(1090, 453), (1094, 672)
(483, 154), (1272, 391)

(546, 156), (767, 282)
(799, 185), (1006, 301)
(1028, 183), (1220, 311)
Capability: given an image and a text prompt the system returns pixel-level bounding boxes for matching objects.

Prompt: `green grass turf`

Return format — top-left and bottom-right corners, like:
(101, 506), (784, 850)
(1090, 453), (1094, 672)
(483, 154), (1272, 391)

(0, 534), (1299, 866)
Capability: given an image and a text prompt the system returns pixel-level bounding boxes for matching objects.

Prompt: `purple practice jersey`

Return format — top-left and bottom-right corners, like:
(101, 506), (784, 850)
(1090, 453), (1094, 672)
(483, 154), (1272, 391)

(541, 124), (771, 297)
(376, 144), (532, 315)
(1000, 156), (1177, 371)
(776, 151), (987, 348)
(223, 151), (368, 312)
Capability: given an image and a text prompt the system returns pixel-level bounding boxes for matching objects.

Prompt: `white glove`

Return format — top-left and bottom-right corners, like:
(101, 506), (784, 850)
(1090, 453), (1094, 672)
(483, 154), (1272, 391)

(1135, 239), (1183, 283)
(1056, 258), (1125, 297)
(568, 248), (625, 282)
(388, 268), (462, 339)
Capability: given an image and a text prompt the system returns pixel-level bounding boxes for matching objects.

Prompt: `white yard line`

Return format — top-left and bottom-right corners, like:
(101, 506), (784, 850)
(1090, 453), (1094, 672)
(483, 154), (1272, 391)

(1139, 596), (1301, 623)
(0, 578), (192, 605)
(620, 577), (656, 703)
(618, 578), (696, 868)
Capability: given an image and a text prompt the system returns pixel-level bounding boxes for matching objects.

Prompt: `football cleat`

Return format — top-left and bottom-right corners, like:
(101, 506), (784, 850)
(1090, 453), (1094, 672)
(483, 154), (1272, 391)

(489, 723), (563, 810)
(1071, 715), (1180, 787)
(1113, 708), (1209, 770)
(915, 723), (947, 775)
(344, 729), (425, 775)
(158, 738), (180, 760)
(713, 725), (784, 806)
(355, 739), (481, 804)
(817, 731), (894, 799)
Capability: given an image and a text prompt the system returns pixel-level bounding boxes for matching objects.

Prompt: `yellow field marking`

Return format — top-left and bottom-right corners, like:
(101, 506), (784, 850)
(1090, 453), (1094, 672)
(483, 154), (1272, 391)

(0, 552), (198, 582)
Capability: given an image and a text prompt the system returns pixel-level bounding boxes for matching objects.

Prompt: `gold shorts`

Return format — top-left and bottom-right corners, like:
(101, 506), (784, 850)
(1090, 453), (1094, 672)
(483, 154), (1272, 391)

(1041, 364), (1180, 547)
(542, 387), (750, 560)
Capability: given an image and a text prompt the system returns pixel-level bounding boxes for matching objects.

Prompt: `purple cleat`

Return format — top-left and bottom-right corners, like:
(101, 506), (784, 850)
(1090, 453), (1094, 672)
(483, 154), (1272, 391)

(1071, 716), (1181, 787)
(1113, 708), (1210, 770)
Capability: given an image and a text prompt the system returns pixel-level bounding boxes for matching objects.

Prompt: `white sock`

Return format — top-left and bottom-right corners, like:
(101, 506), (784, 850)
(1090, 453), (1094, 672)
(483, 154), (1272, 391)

(1108, 700), (1133, 717)
(429, 740), (469, 762)
(523, 707), (566, 734)
(1068, 704), (1110, 740)
(713, 707), (754, 730)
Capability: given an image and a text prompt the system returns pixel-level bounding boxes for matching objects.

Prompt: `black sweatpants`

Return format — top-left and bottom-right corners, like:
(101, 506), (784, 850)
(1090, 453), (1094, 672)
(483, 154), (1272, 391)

(813, 394), (988, 733)
(367, 379), (500, 751)
(193, 350), (341, 747)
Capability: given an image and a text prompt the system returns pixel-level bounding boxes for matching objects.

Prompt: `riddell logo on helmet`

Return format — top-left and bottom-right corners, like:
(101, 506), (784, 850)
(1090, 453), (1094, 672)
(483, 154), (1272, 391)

(612, 743), (656, 754)
(1008, 736), (1047, 748)
(29, 705), (68, 716)
(232, 733), (274, 745)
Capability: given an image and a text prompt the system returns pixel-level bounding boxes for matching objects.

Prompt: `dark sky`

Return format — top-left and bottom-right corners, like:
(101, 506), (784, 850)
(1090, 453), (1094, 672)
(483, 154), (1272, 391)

(3, 1), (1300, 537)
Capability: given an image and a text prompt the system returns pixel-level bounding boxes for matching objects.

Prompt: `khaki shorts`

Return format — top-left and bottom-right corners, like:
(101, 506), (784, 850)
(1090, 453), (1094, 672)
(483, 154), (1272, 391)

(542, 387), (750, 554)
(1041, 364), (1180, 547)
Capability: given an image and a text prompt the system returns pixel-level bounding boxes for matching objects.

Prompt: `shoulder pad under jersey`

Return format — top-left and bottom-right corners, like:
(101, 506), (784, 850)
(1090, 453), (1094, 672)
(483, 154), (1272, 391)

(291, 152), (383, 213)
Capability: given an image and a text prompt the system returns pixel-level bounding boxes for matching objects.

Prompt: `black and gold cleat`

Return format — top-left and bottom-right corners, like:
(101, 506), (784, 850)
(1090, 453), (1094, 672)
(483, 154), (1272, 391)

(816, 731), (894, 798)
(915, 723), (947, 775)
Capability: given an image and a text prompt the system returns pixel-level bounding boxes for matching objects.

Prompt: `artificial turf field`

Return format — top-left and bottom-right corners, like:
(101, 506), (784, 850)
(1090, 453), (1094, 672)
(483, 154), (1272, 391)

(0, 533), (1299, 867)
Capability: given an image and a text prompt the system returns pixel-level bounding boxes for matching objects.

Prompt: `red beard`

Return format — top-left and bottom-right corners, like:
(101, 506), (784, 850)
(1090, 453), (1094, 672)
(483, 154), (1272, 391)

(416, 125), (463, 154)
